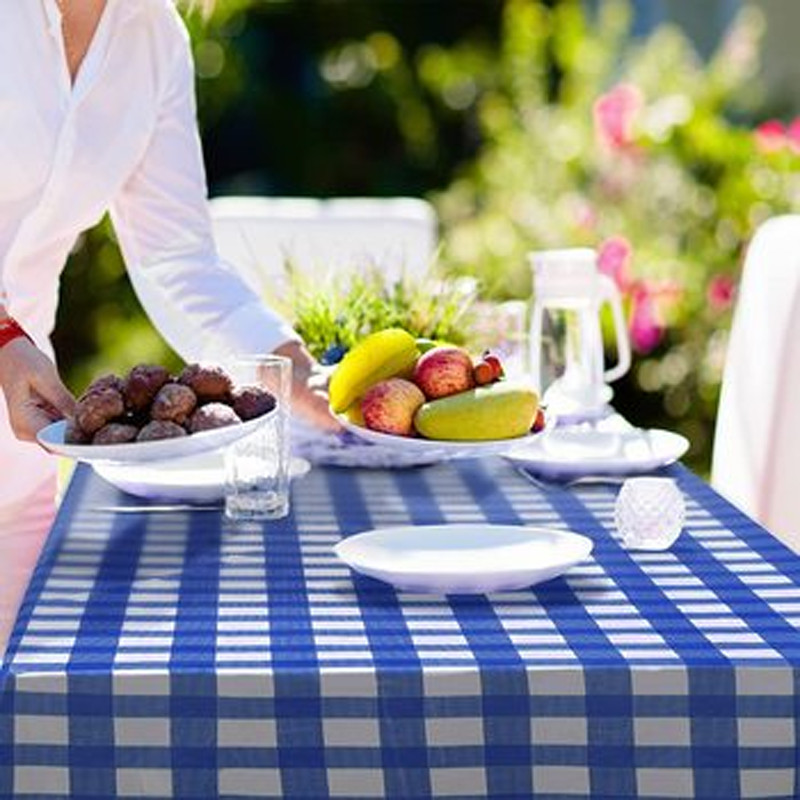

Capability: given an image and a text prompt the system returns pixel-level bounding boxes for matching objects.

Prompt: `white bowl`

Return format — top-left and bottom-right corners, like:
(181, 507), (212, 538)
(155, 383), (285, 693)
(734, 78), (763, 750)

(38, 407), (276, 465)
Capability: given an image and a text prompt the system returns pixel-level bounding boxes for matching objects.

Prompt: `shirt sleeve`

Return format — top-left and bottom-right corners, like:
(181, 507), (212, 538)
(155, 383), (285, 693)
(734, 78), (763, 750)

(109, 14), (298, 364)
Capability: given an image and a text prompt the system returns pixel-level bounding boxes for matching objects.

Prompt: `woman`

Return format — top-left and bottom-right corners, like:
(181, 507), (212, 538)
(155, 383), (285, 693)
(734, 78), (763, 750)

(0, 0), (337, 497)
(0, 0), (335, 650)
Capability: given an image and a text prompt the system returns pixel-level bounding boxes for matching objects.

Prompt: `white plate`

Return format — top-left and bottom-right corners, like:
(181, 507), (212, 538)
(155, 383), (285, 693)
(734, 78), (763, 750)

(334, 524), (593, 594)
(38, 408), (276, 465)
(505, 427), (689, 479)
(337, 416), (547, 462)
(93, 451), (310, 503)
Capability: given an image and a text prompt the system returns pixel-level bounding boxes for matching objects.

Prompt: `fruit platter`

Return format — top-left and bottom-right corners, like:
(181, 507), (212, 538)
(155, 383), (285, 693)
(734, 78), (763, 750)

(328, 328), (547, 461)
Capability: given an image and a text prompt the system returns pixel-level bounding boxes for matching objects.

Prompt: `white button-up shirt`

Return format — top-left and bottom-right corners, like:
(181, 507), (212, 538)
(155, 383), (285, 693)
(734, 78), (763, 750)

(0, 0), (296, 505)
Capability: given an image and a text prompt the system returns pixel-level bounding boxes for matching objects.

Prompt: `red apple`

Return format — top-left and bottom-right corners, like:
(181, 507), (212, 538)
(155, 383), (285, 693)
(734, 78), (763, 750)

(412, 346), (475, 399)
(361, 378), (425, 436)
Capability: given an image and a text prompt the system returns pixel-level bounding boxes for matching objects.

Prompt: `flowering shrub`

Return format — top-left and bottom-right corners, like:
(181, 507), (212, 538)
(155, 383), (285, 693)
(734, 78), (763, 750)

(402, 0), (800, 472)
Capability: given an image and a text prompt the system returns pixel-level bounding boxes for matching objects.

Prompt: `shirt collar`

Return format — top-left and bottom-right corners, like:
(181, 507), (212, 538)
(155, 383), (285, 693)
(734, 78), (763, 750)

(41, 0), (142, 39)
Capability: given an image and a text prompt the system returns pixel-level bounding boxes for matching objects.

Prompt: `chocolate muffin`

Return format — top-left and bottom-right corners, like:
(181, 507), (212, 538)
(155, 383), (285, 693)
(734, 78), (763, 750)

(231, 384), (276, 421)
(137, 420), (188, 441)
(92, 423), (140, 445)
(178, 363), (233, 403)
(188, 402), (241, 433)
(150, 383), (197, 425)
(125, 364), (171, 411)
(75, 387), (125, 435)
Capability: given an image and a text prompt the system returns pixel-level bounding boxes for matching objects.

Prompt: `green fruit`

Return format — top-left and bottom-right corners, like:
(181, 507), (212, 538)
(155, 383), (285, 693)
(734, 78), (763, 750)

(415, 337), (454, 353)
(414, 383), (539, 441)
(415, 338), (439, 354)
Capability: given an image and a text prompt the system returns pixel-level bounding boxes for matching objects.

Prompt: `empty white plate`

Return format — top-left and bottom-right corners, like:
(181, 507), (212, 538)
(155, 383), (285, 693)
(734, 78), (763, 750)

(505, 427), (689, 480)
(93, 451), (310, 503)
(333, 524), (593, 594)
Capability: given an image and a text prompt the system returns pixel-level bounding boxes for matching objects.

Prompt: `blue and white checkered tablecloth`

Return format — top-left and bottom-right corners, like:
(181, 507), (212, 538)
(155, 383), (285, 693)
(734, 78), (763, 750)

(2, 458), (800, 799)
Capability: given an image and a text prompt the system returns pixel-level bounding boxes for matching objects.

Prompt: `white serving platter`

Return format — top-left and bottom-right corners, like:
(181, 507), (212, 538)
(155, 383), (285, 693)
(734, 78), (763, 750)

(337, 414), (549, 462)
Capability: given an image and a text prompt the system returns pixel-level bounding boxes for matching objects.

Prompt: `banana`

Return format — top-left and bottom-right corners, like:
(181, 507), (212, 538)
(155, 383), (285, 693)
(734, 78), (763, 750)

(343, 401), (365, 427)
(329, 329), (420, 413)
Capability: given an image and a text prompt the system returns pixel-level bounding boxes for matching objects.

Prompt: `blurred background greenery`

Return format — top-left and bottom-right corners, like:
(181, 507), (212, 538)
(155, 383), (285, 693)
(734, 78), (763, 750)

(53, 0), (800, 474)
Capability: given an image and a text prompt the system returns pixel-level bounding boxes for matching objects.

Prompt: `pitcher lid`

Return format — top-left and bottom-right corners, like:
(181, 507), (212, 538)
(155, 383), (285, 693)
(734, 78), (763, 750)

(528, 248), (599, 299)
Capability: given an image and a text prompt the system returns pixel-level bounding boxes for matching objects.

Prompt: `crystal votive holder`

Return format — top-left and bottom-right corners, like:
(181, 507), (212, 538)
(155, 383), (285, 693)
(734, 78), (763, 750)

(614, 477), (685, 551)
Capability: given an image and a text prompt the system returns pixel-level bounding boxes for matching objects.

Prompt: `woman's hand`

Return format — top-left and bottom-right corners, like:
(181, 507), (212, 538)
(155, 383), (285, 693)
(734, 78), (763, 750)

(274, 340), (343, 433)
(0, 338), (76, 442)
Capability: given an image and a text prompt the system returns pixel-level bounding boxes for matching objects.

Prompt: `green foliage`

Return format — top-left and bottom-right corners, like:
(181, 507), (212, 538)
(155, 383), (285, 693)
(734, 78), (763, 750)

(290, 270), (474, 362)
(376, 0), (800, 472)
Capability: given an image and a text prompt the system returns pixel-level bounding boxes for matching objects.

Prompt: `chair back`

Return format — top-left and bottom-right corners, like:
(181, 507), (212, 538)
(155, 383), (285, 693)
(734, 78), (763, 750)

(208, 196), (438, 300)
(712, 215), (800, 549)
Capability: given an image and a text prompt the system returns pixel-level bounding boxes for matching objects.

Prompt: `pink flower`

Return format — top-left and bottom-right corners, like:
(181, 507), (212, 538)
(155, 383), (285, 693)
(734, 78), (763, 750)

(787, 118), (800, 153)
(630, 282), (665, 354)
(755, 119), (787, 153)
(597, 236), (633, 292)
(707, 274), (736, 311)
(593, 83), (643, 151)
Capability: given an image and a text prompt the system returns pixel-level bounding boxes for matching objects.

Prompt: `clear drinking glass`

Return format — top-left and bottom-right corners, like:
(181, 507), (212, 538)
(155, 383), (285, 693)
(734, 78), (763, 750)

(614, 477), (685, 551)
(224, 355), (292, 522)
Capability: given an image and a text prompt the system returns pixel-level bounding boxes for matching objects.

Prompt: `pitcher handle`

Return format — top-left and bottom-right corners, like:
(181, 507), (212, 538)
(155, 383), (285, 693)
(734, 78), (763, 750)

(599, 275), (632, 382)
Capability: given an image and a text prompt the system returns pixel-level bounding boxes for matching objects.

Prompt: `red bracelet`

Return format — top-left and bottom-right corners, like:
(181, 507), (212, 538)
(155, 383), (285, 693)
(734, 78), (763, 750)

(0, 317), (31, 350)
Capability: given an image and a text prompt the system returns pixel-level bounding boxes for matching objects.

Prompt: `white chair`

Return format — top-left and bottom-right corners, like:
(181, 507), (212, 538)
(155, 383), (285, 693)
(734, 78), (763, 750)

(127, 195), (437, 364)
(208, 195), (438, 301)
(712, 215), (800, 550)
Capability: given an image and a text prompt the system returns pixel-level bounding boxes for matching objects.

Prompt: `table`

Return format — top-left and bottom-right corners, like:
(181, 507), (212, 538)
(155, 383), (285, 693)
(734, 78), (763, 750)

(2, 458), (799, 799)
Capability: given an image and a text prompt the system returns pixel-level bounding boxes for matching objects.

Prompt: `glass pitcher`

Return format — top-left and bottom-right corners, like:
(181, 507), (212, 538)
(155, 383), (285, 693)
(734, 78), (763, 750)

(528, 248), (631, 420)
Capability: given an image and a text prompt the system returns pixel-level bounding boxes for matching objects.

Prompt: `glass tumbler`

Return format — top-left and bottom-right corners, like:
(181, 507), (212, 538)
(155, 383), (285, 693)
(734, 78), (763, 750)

(614, 477), (685, 551)
(224, 354), (292, 522)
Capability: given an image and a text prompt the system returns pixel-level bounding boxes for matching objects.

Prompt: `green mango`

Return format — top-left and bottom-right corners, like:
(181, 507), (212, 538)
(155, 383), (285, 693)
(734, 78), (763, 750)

(414, 382), (539, 441)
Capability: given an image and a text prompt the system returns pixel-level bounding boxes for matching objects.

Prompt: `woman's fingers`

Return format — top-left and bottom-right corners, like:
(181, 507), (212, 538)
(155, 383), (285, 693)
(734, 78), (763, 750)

(15, 400), (61, 442)
(0, 338), (76, 441)
(30, 370), (77, 420)
(293, 383), (343, 433)
(274, 339), (343, 433)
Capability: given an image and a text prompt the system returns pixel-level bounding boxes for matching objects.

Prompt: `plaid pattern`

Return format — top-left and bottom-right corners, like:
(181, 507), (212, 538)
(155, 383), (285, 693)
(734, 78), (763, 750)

(1, 459), (799, 798)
